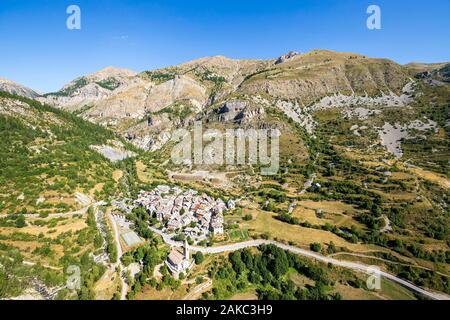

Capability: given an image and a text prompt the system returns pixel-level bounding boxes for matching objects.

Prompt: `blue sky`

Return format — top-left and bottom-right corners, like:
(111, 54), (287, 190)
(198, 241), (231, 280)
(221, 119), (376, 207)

(0, 0), (449, 92)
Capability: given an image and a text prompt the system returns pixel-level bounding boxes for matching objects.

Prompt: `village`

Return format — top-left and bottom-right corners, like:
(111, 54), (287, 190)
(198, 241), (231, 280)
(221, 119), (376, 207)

(108, 185), (236, 278)
(134, 185), (235, 243)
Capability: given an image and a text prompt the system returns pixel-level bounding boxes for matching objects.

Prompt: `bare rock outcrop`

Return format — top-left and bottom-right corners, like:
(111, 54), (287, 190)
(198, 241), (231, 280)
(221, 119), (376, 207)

(144, 75), (208, 113)
(275, 51), (301, 65)
(216, 100), (265, 124)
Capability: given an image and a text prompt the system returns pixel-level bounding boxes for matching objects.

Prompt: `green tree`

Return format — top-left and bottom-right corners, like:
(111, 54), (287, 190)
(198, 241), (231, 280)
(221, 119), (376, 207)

(310, 243), (322, 253)
(14, 215), (26, 228)
(193, 251), (204, 265)
(229, 251), (245, 274)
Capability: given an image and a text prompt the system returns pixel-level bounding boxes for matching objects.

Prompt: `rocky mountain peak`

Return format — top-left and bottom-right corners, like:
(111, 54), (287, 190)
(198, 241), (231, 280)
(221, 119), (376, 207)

(275, 51), (301, 64)
(85, 66), (138, 81)
(0, 78), (40, 98)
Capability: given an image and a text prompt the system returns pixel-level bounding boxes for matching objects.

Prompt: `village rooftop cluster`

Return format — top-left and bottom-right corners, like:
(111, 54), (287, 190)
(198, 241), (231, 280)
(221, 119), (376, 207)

(135, 185), (235, 243)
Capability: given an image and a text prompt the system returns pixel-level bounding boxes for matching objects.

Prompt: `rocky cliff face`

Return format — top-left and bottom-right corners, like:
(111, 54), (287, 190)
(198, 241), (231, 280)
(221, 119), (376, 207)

(82, 77), (152, 124)
(215, 100), (265, 124)
(275, 51), (300, 65)
(144, 75), (208, 113)
(414, 64), (450, 86)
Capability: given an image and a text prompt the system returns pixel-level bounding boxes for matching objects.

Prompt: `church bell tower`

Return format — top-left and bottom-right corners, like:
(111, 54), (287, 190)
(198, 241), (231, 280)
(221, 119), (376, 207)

(184, 239), (189, 260)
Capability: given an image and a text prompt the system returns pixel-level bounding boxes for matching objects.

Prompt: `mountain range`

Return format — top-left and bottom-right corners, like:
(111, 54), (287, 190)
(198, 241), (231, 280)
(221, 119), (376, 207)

(1, 49), (449, 300)
(2, 49), (448, 154)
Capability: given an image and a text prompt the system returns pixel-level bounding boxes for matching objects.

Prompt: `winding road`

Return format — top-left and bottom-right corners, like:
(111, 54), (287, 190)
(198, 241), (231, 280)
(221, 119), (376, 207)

(329, 252), (450, 278)
(183, 278), (213, 300)
(149, 226), (450, 301)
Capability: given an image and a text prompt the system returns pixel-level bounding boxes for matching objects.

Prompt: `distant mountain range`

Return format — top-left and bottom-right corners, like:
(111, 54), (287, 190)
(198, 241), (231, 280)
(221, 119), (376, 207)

(1, 49), (448, 153)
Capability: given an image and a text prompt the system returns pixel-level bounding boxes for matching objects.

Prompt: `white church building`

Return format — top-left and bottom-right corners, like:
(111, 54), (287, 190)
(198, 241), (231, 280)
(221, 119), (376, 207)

(166, 240), (194, 278)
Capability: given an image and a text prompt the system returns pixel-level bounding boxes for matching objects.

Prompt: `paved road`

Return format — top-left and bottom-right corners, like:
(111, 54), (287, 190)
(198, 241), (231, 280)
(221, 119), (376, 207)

(183, 278), (213, 300)
(329, 252), (450, 278)
(149, 226), (179, 246)
(149, 226), (449, 301)
(107, 211), (128, 300)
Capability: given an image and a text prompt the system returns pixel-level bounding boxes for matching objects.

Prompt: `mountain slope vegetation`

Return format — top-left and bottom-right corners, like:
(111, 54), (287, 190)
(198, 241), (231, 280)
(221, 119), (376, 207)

(0, 91), (131, 215)
(0, 49), (449, 300)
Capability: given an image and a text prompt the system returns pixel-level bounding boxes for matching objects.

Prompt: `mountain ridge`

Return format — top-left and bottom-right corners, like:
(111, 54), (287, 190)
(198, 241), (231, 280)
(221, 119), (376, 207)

(2, 50), (448, 98)
(1, 50), (449, 154)
(0, 78), (40, 98)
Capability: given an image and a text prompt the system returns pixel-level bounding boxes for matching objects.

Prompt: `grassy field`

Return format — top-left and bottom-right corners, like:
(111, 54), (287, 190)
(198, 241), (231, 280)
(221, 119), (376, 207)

(228, 290), (258, 300)
(241, 208), (374, 252)
(136, 284), (189, 300)
(0, 215), (89, 266)
(0, 207), (107, 299)
(333, 278), (417, 300)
